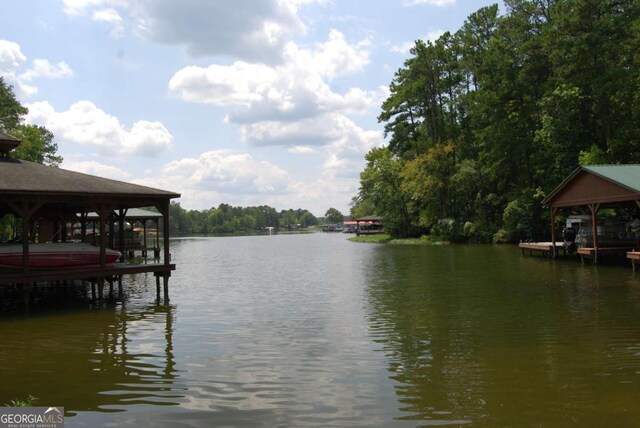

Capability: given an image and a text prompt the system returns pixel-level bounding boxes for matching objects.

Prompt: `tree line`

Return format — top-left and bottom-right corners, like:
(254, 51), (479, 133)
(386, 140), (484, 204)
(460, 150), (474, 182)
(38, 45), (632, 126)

(351, 0), (640, 242)
(169, 202), (319, 235)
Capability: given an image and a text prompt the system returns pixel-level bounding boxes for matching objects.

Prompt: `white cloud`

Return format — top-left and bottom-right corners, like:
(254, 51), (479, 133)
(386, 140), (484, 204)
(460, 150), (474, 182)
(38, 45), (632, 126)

(63, 0), (109, 15)
(404, 0), (455, 6)
(240, 112), (380, 150)
(92, 8), (124, 37)
(25, 100), (173, 157)
(169, 30), (380, 126)
(288, 146), (316, 154)
(137, 0), (307, 62)
(19, 59), (74, 81)
(322, 115), (383, 179)
(163, 150), (292, 195)
(391, 30), (446, 54)
(0, 40), (26, 72)
(170, 63), (278, 106)
(61, 160), (131, 181)
(0, 40), (74, 97)
(240, 116), (334, 147)
(63, 0), (319, 63)
(131, 150), (359, 215)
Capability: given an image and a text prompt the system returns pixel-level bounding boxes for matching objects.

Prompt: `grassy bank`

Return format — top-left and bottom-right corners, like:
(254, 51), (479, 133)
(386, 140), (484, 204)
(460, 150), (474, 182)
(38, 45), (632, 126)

(348, 234), (450, 245)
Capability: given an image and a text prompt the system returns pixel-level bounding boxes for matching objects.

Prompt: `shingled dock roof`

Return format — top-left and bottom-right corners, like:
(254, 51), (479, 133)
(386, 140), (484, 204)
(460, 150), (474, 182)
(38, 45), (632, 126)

(543, 164), (640, 208)
(0, 157), (179, 199)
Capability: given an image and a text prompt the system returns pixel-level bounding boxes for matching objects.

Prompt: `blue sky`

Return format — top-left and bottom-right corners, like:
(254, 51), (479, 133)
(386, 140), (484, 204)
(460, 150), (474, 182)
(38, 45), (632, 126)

(0, 0), (501, 216)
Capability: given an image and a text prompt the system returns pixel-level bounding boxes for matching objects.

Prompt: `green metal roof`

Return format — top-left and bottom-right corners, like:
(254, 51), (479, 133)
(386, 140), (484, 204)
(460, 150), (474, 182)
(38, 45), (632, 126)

(582, 164), (640, 193)
(543, 164), (640, 207)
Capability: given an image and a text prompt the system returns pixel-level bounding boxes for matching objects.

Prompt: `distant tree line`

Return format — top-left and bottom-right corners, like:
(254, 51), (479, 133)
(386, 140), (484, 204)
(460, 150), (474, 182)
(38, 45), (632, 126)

(351, 0), (640, 242)
(169, 202), (318, 235)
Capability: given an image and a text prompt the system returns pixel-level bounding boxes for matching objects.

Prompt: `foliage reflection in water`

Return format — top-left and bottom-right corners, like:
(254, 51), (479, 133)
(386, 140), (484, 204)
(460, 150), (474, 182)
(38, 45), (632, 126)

(364, 244), (640, 426)
(1, 235), (640, 427)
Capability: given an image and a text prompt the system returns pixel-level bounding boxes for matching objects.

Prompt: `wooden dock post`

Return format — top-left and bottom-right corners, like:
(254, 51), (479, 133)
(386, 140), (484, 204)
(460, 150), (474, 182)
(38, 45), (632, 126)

(163, 274), (169, 303)
(627, 251), (640, 271)
(22, 283), (31, 310)
(108, 277), (114, 299)
(97, 277), (104, 302)
(156, 274), (161, 301)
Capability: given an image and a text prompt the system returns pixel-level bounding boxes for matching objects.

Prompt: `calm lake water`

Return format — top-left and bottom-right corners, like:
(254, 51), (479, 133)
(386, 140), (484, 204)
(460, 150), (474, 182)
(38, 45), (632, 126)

(2, 233), (640, 427)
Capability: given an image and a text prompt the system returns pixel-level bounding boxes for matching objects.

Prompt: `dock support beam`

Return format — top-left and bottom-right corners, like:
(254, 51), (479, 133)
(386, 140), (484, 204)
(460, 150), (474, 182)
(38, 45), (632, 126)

(163, 275), (170, 303)
(589, 203), (600, 264)
(550, 207), (558, 258)
(154, 272), (170, 304)
(22, 283), (31, 310)
(97, 277), (104, 302)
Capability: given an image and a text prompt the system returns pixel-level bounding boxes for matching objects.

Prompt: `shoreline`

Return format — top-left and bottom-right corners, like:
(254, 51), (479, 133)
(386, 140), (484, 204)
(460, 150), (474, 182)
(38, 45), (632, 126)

(348, 234), (451, 245)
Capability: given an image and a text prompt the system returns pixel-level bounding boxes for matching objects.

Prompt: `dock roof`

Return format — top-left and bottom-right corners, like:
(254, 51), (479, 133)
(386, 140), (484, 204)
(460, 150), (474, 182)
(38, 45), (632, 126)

(355, 216), (383, 222)
(543, 164), (640, 208)
(0, 158), (178, 198)
(0, 157), (179, 218)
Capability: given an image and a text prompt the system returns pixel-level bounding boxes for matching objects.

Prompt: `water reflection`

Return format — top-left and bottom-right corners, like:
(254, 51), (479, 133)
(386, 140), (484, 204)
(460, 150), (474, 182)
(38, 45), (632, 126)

(4, 237), (640, 426)
(162, 234), (408, 427)
(363, 245), (640, 426)
(0, 296), (180, 414)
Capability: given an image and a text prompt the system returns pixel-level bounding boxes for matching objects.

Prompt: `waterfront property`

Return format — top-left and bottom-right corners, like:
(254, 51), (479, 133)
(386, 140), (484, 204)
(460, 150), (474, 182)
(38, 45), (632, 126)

(540, 164), (640, 264)
(0, 133), (180, 304)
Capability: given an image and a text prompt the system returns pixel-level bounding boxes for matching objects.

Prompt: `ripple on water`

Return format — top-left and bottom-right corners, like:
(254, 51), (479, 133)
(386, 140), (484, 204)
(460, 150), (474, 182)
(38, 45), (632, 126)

(4, 237), (640, 427)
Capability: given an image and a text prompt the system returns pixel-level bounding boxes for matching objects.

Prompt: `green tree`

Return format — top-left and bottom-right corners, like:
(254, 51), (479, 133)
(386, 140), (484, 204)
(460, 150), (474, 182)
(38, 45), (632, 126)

(0, 77), (27, 131)
(349, 195), (375, 220)
(358, 147), (413, 237)
(300, 211), (317, 227)
(0, 78), (61, 166)
(12, 124), (62, 166)
(324, 208), (344, 224)
(358, 0), (640, 241)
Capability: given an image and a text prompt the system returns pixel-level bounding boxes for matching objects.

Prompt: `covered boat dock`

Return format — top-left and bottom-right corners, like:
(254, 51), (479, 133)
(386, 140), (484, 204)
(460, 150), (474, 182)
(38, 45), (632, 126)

(355, 216), (384, 236)
(85, 208), (164, 258)
(0, 133), (180, 305)
(541, 165), (640, 265)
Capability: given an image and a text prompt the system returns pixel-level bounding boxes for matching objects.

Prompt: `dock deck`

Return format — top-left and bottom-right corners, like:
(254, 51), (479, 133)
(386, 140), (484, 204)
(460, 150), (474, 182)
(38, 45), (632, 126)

(0, 262), (175, 285)
(627, 251), (640, 271)
(577, 247), (634, 264)
(518, 242), (565, 258)
(0, 262), (176, 303)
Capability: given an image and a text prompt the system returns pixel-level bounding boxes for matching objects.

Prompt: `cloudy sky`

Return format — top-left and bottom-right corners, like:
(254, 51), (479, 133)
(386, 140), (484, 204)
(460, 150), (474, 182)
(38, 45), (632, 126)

(0, 0), (500, 216)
